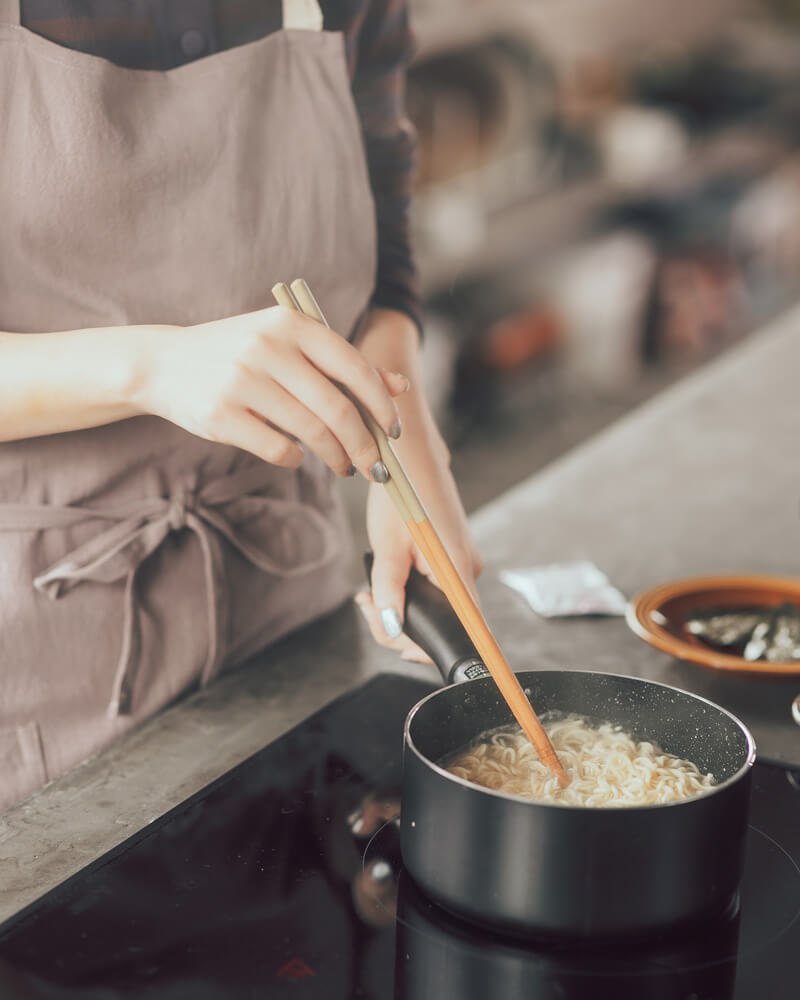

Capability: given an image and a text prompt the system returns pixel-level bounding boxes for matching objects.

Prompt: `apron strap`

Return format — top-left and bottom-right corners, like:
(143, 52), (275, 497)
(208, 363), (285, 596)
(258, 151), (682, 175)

(0, 0), (20, 27)
(282, 0), (323, 31)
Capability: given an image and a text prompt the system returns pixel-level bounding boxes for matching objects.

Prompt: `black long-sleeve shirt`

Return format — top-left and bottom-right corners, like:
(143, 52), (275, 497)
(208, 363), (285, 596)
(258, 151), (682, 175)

(20, 0), (422, 331)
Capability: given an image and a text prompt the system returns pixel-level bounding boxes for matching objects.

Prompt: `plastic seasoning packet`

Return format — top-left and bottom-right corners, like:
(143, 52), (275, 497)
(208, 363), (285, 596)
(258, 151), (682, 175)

(499, 561), (628, 618)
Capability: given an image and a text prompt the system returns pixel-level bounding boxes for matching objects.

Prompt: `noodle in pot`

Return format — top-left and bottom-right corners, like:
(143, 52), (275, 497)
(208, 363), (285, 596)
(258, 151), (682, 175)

(444, 714), (715, 807)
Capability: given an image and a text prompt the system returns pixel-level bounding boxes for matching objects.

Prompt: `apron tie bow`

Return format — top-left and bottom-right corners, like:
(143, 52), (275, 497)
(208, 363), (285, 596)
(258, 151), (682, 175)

(0, 466), (340, 717)
(167, 486), (192, 532)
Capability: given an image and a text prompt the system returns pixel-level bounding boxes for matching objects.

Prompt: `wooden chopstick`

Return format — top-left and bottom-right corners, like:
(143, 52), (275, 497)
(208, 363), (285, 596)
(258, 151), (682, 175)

(272, 287), (480, 650)
(272, 280), (569, 787)
(278, 281), (411, 521)
(287, 286), (485, 639)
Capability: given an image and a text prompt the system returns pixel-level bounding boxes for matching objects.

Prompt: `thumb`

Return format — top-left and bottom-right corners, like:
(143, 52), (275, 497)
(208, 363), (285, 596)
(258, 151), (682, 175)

(370, 546), (412, 640)
(377, 368), (411, 397)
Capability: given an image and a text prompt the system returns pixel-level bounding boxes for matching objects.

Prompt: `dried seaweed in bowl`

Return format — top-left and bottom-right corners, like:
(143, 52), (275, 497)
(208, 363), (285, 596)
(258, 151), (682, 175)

(686, 603), (800, 662)
(743, 603), (800, 662)
(685, 609), (764, 648)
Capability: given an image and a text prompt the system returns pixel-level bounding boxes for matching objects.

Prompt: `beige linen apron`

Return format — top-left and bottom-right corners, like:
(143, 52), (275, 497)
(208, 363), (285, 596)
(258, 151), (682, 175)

(0, 0), (377, 809)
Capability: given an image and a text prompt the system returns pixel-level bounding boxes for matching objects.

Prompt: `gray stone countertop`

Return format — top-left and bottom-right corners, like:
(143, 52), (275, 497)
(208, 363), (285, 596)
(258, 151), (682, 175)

(2, 302), (799, 924)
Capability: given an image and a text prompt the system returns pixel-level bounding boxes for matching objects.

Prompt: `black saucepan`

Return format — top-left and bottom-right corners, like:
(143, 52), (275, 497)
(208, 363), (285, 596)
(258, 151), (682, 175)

(395, 567), (756, 939)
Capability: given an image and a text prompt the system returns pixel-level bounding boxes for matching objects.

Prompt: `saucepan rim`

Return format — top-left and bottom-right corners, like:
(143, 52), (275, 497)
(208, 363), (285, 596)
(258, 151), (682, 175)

(403, 669), (757, 813)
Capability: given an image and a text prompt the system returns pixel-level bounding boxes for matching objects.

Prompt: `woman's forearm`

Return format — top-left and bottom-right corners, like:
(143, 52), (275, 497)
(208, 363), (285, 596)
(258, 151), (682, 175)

(0, 327), (148, 442)
(0, 311), (423, 449)
(0, 311), (405, 483)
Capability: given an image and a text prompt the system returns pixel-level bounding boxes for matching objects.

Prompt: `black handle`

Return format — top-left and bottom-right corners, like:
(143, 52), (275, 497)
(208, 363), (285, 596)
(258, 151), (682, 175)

(364, 553), (486, 685)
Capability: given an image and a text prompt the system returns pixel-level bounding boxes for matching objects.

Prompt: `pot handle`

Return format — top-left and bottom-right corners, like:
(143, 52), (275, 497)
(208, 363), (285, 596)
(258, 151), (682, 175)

(364, 553), (488, 685)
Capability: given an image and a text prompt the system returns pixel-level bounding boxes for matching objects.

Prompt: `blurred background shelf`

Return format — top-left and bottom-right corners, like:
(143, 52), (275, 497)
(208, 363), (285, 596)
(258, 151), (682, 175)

(409, 0), (752, 63)
(416, 122), (793, 296)
(345, 0), (800, 577)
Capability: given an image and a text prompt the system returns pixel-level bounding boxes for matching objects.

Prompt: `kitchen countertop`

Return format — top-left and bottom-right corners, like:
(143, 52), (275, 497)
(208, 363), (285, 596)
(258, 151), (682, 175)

(2, 302), (799, 924)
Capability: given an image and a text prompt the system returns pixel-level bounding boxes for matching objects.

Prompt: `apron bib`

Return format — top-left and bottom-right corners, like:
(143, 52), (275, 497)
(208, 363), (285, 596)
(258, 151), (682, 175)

(0, 0), (377, 808)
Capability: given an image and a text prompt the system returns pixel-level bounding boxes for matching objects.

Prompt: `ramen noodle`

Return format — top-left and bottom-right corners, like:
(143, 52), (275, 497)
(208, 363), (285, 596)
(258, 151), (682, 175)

(444, 714), (715, 807)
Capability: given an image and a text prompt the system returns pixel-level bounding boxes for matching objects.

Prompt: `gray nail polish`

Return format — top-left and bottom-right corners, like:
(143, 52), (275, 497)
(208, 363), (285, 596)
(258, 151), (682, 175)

(347, 464), (357, 477)
(370, 461), (390, 484)
(389, 419), (402, 440)
(381, 607), (403, 639)
(369, 860), (393, 883)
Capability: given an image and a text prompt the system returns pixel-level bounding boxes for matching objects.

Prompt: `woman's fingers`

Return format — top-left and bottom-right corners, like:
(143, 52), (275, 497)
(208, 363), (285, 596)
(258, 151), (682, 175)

(365, 544), (437, 664)
(469, 536), (485, 579)
(236, 368), (354, 477)
(141, 307), (408, 480)
(369, 541), (438, 643)
(290, 317), (403, 440)
(252, 347), (389, 481)
(400, 645), (433, 664)
(377, 368), (410, 396)
(354, 590), (432, 664)
(369, 544), (413, 641)
(215, 406), (305, 469)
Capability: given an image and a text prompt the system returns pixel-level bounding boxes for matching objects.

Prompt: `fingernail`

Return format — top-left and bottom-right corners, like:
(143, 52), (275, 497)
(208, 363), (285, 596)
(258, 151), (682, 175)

(347, 464), (357, 477)
(370, 461), (390, 484)
(389, 419), (402, 440)
(393, 372), (411, 393)
(381, 608), (403, 639)
(369, 860), (394, 883)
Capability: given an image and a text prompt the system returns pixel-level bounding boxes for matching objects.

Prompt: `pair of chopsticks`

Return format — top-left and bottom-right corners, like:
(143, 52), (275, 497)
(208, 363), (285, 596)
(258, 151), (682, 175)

(272, 279), (568, 787)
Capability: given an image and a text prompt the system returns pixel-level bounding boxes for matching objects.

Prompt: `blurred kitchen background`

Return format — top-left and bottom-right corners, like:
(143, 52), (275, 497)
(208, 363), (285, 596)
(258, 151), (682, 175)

(344, 0), (800, 572)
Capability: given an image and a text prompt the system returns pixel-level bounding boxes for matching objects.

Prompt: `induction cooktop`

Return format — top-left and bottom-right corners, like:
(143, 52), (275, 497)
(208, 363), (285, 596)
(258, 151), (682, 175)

(0, 674), (798, 999)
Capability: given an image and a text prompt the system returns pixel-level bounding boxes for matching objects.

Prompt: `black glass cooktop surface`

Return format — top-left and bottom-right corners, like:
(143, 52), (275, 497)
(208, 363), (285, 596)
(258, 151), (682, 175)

(1, 674), (798, 999)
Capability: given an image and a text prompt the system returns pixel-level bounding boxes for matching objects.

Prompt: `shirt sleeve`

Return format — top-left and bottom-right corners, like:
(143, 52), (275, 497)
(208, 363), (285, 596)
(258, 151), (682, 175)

(348, 0), (423, 334)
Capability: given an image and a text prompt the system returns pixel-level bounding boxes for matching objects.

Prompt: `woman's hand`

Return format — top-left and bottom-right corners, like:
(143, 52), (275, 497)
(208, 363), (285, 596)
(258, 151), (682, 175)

(134, 307), (408, 480)
(352, 308), (483, 661)
(358, 470), (483, 662)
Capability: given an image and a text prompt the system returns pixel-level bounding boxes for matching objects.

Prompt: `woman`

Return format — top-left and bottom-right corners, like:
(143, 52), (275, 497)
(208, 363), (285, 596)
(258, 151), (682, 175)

(0, 0), (481, 809)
